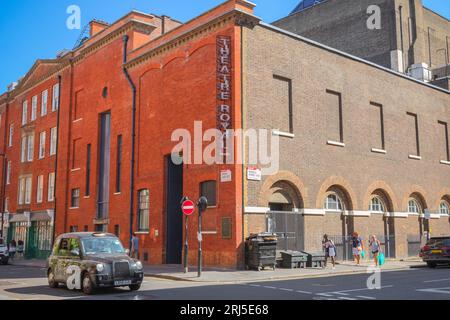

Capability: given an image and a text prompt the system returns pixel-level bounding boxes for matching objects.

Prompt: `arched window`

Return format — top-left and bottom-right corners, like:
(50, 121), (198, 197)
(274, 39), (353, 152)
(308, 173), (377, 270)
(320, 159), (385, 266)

(324, 193), (344, 211)
(408, 199), (421, 214)
(440, 201), (450, 215)
(369, 196), (385, 212)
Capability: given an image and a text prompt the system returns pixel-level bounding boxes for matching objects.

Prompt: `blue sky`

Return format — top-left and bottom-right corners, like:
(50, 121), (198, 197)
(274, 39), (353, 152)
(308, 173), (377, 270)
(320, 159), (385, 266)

(0, 0), (448, 91)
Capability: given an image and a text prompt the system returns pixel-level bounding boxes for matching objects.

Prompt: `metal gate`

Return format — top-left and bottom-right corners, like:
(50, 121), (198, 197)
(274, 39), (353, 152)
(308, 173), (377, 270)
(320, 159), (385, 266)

(7, 222), (28, 247)
(407, 234), (422, 257)
(266, 211), (303, 252)
(26, 221), (52, 259)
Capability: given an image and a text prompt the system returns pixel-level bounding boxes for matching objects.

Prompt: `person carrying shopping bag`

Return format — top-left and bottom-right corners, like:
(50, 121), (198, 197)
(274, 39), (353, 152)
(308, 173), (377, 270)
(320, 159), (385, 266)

(369, 235), (383, 267)
(323, 234), (337, 269)
(351, 232), (364, 265)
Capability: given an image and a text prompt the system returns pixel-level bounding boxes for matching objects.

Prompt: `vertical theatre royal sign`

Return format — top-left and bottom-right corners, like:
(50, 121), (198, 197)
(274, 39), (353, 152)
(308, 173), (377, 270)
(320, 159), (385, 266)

(217, 36), (232, 162)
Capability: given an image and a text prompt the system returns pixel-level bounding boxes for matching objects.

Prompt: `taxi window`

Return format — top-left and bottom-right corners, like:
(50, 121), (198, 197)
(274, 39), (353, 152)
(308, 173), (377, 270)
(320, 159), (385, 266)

(58, 238), (71, 256)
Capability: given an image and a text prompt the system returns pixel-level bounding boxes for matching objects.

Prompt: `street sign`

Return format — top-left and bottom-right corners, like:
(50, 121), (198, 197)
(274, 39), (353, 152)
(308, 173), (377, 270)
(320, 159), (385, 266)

(182, 200), (195, 216)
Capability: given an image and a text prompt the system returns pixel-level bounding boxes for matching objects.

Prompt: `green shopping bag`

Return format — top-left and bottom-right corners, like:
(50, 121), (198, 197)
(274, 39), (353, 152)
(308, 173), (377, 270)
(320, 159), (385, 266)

(378, 253), (385, 266)
(361, 250), (366, 258)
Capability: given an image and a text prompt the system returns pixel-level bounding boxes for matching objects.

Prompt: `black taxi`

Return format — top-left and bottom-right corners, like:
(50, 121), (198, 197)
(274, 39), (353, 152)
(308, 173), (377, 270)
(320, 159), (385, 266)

(47, 232), (144, 294)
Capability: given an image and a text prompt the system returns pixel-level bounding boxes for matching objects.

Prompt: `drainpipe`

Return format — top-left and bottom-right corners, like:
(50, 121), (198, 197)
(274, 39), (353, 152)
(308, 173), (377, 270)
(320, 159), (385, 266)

(122, 35), (137, 250)
(52, 75), (62, 245)
(0, 93), (9, 238)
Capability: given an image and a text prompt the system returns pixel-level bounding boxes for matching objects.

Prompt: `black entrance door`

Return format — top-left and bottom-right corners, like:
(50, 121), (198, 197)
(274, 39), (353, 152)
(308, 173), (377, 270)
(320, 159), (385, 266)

(165, 156), (183, 264)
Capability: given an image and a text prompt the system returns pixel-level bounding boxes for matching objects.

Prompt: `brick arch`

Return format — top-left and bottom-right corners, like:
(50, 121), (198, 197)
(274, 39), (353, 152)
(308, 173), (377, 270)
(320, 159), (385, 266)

(258, 171), (308, 208)
(363, 181), (399, 212)
(436, 188), (450, 212)
(402, 185), (429, 212)
(316, 176), (357, 210)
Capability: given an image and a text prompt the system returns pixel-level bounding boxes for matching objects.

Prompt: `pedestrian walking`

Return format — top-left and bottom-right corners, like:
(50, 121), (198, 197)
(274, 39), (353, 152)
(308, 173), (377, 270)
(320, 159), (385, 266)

(323, 234), (337, 269)
(131, 233), (139, 259)
(17, 240), (24, 259)
(351, 232), (364, 265)
(8, 240), (17, 261)
(369, 235), (382, 267)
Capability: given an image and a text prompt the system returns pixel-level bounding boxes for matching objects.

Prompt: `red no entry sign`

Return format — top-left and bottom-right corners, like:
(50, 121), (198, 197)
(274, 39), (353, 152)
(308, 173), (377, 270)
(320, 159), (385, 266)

(181, 200), (195, 216)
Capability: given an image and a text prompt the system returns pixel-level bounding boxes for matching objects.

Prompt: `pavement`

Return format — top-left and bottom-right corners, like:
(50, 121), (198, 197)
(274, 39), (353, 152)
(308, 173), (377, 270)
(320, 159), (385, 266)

(8, 257), (426, 283)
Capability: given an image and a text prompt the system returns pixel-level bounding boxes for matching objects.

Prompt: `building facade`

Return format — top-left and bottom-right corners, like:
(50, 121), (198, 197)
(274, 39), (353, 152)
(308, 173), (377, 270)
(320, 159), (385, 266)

(274, 0), (450, 89)
(0, 0), (449, 268)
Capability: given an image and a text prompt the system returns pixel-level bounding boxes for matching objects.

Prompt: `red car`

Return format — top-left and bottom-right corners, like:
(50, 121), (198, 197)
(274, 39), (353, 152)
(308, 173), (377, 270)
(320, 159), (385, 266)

(420, 237), (450, 268)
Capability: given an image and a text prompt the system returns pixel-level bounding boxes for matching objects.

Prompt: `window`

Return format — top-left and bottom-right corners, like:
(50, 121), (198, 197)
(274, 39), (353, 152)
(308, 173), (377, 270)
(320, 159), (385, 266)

(4, 197), (9, 212)
(52, 84), (59, 112)
(37, 175), (44, 203)
(50, 127), (57, 155)
(71, 188), (80, 208)
(440, 201), (450, 215)
(407, 112), (420, 157)
(48, 172), (55, 202)
(370, 102), (385, 151)
(22, 101), (28, 125)
(8, 124), (13, 147)
(86, 144), (91, 196)
(27, 134), (34, 162)
(438, 121), (449, 162)
(6, 161), (11, 185)
(21, 136), (27, 163)
(200, 181), (217, 207)
(41, 90), (48, 116)
(116, 135), (122, 193)
(324, 193), (343, 211)
(18, 178), (26, 205)
(369, 197), (385, 212)
(31, 96), (38, 121)
(70, 226), (78, 233)
(408, 199), (421, 213)
(272, 75), (293, 134)
(114, 225), (120, 237)
(25, 176), (32, 204)
(138, 189), (150, 231)
(325, 89), (343, 144)
(39, 131), (46, 159)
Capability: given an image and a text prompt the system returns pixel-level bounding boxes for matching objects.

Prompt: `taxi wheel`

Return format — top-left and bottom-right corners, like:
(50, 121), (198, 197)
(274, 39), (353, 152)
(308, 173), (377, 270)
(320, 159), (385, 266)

(82, 273), (95, 295)
(129, 284), (141, 291)
(48, 269), (58, 288)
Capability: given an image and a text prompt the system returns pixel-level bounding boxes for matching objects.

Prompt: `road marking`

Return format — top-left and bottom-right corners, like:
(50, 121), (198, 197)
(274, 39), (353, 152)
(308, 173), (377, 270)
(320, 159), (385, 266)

(263, 286), (277, 290)
(279, 288), (294, 292)
(316, 293), (334, 297)
(337, 296), (357, 300)
(296, 290), (313, 295)
(356, 296), (377, 300)
(416, 287), (450, 295)
(249, 284), (261, 288)
(326, 285), (393, 294)
(423, 278), (450, 283)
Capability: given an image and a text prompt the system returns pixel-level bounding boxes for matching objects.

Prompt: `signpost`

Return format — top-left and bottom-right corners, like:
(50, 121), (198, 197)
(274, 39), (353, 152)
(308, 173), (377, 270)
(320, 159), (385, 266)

(197, 196), (208, 278)
(181, 198), (195, 273)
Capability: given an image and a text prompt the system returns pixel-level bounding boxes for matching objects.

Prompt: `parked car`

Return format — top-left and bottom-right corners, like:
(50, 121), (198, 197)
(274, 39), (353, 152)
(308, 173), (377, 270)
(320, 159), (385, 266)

(47, 232), (144, 294)
(420, 236), (450, 268)
(0, 238), (9, 265)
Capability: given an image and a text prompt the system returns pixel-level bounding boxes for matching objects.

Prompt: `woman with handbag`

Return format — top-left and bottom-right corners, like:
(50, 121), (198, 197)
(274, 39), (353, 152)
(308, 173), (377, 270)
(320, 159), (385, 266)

(369, 235), (382, 267)
(323, 235), (337, 269)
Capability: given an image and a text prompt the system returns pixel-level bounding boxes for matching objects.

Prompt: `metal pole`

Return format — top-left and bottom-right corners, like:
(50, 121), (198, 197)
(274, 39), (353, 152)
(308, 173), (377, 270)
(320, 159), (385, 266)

(184, 215), (189, 273)
(198, 210), (202, 278)
(0, 155), (7, 238)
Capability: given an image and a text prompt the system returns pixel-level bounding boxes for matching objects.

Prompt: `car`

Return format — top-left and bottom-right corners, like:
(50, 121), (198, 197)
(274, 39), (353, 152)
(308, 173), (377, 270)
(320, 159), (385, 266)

(0, 238), (9, 265)
(420, 236), (450, 268)
(47, 232), (144, 295)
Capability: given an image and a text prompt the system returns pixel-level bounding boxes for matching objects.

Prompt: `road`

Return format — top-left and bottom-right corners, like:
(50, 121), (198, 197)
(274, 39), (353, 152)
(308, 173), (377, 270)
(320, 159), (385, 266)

(0, 265), (449, 300)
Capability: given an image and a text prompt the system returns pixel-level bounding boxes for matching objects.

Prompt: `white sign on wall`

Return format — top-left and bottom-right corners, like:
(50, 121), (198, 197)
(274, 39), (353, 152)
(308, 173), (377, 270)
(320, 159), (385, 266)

(220, 170), (232, 183)
(247, 167), (262, 181)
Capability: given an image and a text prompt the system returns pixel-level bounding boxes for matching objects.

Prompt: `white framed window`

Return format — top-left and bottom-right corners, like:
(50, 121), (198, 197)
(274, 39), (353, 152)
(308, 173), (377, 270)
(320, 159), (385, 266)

(408, 199), (421, 213)
(18, 177), (26, 205)
(39, 131), (46, 159)
(31, 95), (38, 121)
(8, 123), (13, 147)
(48, 172), (55, 202)
(27, 134), (34, 162)
(37, 175), (44, 203)
(25, 176), (32, 204)
(21, 136), (27, 163)
(50, 127), (57, 155)
(440, 201), (450, 215)
(6, 161), (11, 185)
(324, 193), (344, 211)
(41, 90), (48, 116)
(52, 84), (59, 112)
(138, 189), (150, 231)
(369, 196), (385, 212)
(22, 100), (28, 125)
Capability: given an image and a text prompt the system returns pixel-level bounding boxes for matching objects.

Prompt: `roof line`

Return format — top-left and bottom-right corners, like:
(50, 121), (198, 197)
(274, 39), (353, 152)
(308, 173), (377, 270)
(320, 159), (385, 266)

(259, 21), (450, 94)
(423, 6), (450, 23)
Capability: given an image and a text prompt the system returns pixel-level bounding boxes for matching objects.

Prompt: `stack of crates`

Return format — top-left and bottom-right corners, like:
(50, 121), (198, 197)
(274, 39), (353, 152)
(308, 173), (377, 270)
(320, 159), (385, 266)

(280, 251), (309, 269)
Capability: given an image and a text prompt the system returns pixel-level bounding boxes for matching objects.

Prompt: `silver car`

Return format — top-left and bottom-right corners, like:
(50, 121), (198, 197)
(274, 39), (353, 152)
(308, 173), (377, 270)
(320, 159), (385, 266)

(0, 238), (9, 265)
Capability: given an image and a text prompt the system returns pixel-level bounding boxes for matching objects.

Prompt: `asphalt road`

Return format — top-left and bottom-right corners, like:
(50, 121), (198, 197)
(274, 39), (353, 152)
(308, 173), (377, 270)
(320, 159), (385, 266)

(0, 264), (449, 300)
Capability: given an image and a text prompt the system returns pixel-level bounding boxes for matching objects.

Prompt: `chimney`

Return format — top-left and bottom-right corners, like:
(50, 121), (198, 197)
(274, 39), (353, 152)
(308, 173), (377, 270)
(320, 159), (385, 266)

(89, 20), (109, 37)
